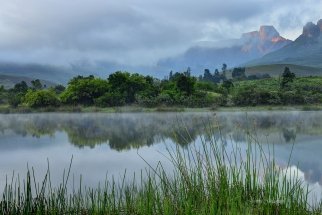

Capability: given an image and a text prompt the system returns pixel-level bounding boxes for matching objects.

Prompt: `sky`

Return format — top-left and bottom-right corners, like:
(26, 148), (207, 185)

(0, 0), (322, 67)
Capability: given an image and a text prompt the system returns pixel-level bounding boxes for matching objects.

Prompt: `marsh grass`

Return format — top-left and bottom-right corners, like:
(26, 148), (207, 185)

(1, 120), (322, 214)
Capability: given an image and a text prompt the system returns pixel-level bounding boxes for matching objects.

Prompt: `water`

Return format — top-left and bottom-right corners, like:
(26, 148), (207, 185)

(1, 111), (322, 202)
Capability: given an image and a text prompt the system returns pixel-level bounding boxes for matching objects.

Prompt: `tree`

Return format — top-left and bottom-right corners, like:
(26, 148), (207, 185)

(24, 89), (60, 108)
(0, 85), (5, 104)
(280, 67), (295, 88)
(176, 74), (196, 96)
(31, 79), (43, 90)
(54, 85), (66, 94)
(107, 71), (156, 104)
(13, 81), (28, 93)
(222, 63), (227, 73)
(169, 71), (173, 80)
(232, 67), (246, 80)
(203, 69), (213, 82)
(61, 76), (109, 105)
(8, 81), (29, 107)
(222, 80), (234, 92)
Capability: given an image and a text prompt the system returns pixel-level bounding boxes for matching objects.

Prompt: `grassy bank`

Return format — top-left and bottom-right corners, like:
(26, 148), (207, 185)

(1, 104), (322, 114)
(1, 125), (321, 214)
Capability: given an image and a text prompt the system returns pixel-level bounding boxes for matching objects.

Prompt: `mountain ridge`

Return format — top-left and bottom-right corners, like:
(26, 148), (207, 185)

(157, 25), (291, 74)
(246, 19), (322, 68)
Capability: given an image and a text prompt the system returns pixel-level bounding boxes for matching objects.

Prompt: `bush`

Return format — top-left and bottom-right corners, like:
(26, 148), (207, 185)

(8, 93), (24, 108)
(94, 92), (126, 107)
(279, 91), (305, 105)
(232, 86), (281, 106)
(24, 90), (60, 108)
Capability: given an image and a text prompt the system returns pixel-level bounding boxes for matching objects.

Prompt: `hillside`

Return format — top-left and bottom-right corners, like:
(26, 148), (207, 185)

(0, 63), (75, 85)
(245, 64), (322, 77)
(0, 74), (57, 89)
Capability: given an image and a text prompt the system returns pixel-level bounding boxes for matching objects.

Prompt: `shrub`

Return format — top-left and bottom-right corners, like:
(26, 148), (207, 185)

(24, 90), (60, 108)
(94, 92), (126, 107)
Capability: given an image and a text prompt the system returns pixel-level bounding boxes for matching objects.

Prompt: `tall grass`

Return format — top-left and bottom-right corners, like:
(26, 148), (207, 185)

(1, 122), (322, 214)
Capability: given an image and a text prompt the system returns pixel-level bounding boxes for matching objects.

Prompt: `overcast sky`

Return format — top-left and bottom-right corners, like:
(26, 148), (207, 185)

(0, 0), (321, 67)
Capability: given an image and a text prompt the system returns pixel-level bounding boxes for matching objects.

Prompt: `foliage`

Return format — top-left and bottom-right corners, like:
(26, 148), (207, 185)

(280, 67), (296, 88)
(24, 89), (60, 108)
(4, 69), (322, 109)
(60, 76), (109, 105)
(232, 67), (246, 80)
(31, 79), (43, 90)
(94, 91), (125, 107)
(175, 73), (196, 96)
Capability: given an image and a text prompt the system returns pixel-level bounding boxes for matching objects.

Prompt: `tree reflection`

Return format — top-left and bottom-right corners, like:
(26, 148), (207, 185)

(1, 112), (322, 150)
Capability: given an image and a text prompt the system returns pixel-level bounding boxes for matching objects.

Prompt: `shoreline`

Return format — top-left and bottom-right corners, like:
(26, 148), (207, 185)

(1, 104), (322, 114)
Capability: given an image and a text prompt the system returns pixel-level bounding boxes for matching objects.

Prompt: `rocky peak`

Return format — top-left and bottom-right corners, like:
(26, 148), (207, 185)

(259, 25), (280, 40)
(302, 22), (320, 38)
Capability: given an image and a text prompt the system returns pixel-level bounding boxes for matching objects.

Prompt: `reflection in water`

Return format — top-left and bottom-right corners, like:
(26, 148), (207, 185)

(1, 111), (322, 201)
(2, 111), (322, 149)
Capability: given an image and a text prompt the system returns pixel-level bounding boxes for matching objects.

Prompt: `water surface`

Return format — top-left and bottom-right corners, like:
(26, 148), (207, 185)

(1, 111), (322, 201)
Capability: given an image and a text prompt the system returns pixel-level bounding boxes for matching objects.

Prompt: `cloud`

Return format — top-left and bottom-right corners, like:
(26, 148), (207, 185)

(0, 0), (321, 68)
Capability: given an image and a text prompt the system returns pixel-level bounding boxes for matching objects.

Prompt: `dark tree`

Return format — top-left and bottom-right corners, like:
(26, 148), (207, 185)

(203, 69), (213, 82)
(13, 81), (28, 93)
(169, 71), (173, 80)
(280, 67), (295, 88)
(31, 79), (43, 90)
(176, 74), (196, 96)
(232, 67), (246, 79)
(222, 80), (234, 91)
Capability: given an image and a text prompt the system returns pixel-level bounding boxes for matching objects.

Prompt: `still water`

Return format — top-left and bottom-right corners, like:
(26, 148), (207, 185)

(1, 111), (322, 201)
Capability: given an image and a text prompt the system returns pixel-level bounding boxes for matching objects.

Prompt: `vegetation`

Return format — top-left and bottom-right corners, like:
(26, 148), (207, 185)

(1, 66), (322, 109)
(2, 122), (322, 214)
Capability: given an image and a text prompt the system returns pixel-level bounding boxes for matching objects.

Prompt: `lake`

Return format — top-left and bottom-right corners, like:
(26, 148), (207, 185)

(1, 111), (322, 202)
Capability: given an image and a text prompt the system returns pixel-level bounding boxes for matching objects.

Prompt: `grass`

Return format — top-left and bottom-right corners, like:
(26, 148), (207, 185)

(1, 120), (322, 214)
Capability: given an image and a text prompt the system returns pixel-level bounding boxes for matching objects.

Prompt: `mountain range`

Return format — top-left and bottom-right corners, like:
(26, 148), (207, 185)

(247, 20), (322, 68)
(157, 25), (292, 74)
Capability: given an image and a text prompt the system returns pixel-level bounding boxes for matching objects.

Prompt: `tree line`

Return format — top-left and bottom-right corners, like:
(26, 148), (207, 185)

(1, 66), (320, 109)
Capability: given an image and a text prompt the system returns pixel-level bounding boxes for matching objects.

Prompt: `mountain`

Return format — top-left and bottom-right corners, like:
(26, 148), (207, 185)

(247, 20), (322, 68)
(157, 25), (291, 74)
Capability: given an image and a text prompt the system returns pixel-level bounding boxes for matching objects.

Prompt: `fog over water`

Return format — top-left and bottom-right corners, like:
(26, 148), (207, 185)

(1, 111), (322, 203)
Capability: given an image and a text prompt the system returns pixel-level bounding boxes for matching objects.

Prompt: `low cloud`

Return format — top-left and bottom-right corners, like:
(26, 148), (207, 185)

(0, 0), (321, 67)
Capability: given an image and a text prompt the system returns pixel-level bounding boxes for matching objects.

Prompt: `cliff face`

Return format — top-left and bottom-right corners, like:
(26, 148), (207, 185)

(241, 26), (291, 55)
(157, 25), (291, 73)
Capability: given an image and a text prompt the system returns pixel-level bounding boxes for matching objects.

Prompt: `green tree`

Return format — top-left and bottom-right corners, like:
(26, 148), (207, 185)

(8, 81), (29, 107)
(61, 76), (109, 105)
(280, 67), (295, 88)
(175, 74), (196, 96)
(107, 71), (156, 104)
(13, 81), (29, 93)
(24, 89), (60, 108)
(53, 85), (66, 94)
(222, 80), (234, 92)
